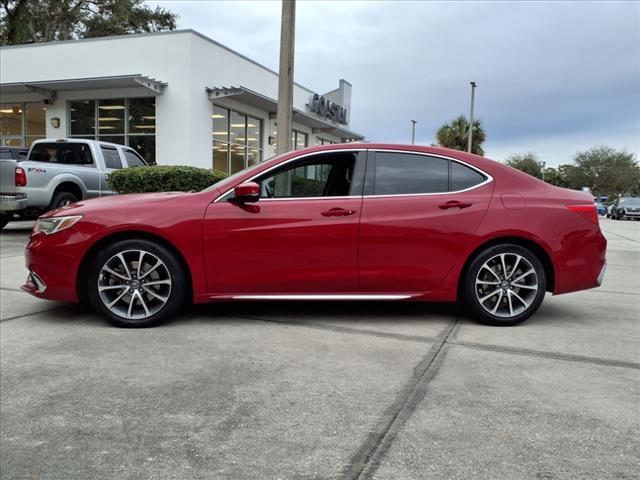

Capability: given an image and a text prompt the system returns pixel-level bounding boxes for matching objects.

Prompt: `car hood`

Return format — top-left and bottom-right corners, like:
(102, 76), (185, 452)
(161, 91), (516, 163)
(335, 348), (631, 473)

(42, 192), (192, 217)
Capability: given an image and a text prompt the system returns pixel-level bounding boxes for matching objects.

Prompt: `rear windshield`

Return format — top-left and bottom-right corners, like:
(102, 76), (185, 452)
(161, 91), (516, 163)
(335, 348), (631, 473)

(28, 142), (94, 165)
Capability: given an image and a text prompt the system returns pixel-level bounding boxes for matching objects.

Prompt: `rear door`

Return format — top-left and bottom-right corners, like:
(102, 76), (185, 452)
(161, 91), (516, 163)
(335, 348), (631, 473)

(358, 150), (493, 294)
(98, 145), (124, 195)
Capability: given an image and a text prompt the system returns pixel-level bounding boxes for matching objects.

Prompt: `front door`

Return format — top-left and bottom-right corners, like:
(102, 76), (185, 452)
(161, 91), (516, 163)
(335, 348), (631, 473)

(203, 150), (365, 296)
(358, 150), (493, 293)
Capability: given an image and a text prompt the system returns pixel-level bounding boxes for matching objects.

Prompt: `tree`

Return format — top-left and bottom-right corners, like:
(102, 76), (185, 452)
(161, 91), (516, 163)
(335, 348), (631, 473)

(0, 0), (177, 45)
(573, 146), (640, 197)
(505, 152), (543, 180)
(436, 115), (486, 156)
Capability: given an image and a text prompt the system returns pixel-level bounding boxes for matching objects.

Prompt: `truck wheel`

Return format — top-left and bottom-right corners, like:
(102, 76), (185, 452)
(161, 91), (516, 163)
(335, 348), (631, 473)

(0, 214), (9, 231)
(50, 191), (79, 210)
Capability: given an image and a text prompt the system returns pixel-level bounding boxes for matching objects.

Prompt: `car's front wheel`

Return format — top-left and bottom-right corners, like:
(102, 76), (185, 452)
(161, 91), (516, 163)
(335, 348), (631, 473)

(464, 244), (546, 326)
(87, 239), (186, 327)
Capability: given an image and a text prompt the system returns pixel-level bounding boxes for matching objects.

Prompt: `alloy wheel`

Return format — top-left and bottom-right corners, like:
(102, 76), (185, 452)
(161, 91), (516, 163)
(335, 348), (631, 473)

(97, 249), (172, 320)
(474, 252), (539, 318)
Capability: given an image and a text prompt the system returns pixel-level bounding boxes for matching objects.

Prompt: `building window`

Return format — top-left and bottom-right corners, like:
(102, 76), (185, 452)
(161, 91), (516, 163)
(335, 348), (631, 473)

(315, 137), (335, 146)
(68, 97), (156, 164)
(212, 105), (262, 174)
(291, 129), (308, 150)
(0, 103), (46, 147)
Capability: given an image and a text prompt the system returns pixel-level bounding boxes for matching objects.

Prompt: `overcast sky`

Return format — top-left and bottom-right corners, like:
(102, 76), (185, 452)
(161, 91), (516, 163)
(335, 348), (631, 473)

(149, 0), (639, 166)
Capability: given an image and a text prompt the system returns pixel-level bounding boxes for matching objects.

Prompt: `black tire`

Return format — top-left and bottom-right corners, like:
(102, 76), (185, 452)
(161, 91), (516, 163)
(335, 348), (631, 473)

(87, 238), (186, 327)
(0, 214), (9, 231)
(464, 244), (546, 326)
(50, 191), (79, 210)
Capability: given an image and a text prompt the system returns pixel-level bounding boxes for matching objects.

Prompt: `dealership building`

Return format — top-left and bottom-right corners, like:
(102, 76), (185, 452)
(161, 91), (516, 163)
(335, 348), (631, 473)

(0, 29), (363, 172)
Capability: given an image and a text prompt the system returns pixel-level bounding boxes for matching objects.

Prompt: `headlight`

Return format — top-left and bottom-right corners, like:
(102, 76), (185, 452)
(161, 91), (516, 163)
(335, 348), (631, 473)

(34, 215), (83, 235)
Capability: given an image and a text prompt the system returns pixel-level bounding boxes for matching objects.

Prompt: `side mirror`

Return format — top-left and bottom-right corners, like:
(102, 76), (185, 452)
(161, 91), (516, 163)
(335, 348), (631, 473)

(233, 182), (260, 203)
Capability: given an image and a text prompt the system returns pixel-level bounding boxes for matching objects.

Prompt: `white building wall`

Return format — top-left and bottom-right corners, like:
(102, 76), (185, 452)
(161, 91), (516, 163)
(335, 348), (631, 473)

(1, 30), (357, 168)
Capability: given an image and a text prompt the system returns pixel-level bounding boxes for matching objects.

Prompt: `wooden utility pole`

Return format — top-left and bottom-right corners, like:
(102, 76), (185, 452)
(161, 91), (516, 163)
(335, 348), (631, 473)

(276, 0), (296, 155)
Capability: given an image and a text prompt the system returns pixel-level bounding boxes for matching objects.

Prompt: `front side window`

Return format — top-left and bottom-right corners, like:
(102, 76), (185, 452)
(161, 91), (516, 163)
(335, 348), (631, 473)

(124, 149), (146, 167)
(256, 153), (357, 199)
(101, 146), (122, 169)
(374, 152), (449, 195)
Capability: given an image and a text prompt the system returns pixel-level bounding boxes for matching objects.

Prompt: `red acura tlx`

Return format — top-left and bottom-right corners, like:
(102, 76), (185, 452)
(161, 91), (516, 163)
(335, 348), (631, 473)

(22, 144), (607, 327)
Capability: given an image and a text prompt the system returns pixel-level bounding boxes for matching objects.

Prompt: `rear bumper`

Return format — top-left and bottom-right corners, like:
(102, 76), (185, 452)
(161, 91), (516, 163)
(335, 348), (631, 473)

(0, 193), (27, 212)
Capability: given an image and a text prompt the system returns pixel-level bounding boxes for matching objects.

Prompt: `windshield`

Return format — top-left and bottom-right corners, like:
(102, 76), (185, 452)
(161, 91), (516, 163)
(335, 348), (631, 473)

(204, 153), (282, 192)
(621, 197), (640, 206)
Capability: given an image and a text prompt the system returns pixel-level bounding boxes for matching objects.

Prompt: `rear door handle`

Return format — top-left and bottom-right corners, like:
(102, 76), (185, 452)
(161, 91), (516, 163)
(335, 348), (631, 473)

(321, 207), (356, 217)
(439, 200), (473, 210)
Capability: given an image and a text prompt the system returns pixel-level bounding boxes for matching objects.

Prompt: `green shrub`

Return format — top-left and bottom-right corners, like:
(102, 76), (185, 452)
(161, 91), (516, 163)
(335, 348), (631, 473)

(109, 166), (228, 194)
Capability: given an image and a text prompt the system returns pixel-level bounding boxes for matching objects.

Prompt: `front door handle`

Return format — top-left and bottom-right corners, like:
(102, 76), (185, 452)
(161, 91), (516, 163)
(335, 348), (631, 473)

(439, 200), (473, 210)
(321, 207), (356, 217)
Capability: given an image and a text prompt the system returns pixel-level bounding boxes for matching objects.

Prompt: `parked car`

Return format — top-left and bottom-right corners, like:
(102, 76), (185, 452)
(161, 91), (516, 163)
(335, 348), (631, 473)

(595, 201), (607, 216)
(0, 145), (29, 160)
(22, 144), (607, 328)
(0, 139), (146, 230)
(609, 197), (640, 220)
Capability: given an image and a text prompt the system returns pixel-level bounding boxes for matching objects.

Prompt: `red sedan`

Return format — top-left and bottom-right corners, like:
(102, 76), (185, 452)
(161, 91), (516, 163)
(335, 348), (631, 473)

(22, 144), (607, 327)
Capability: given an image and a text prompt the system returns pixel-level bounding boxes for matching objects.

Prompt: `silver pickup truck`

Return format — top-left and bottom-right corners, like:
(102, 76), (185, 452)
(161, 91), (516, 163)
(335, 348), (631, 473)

(0, 139), (146, 230)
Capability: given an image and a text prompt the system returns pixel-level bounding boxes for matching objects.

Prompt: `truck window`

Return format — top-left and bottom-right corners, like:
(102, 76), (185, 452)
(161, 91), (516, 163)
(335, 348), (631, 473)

(29, 143), (94, 165)
(101, 146), (123, 169)
(123, 149), (146, 167)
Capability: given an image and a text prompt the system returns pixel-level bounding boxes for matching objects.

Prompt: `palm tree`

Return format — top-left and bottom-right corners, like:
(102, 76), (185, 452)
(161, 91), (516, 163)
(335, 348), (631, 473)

(436, 115), (486, 156)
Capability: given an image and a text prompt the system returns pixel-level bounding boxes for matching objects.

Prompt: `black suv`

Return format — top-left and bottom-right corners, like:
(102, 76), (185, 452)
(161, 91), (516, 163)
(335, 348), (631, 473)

(609, 197), (640, 220)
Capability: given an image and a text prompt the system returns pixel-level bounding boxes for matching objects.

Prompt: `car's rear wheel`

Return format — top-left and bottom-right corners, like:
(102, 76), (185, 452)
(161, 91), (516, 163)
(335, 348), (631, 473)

(464, 244), (546, 326)
(87, 239), (186, 327)
(0, 214), (9, 231)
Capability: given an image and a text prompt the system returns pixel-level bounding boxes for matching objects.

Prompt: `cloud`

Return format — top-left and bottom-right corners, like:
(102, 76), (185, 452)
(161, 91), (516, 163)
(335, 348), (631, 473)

(149, 0), (640, 166)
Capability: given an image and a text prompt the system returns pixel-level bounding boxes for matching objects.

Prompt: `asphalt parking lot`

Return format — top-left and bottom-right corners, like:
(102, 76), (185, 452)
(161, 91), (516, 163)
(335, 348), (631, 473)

(1, 218), (638, 480)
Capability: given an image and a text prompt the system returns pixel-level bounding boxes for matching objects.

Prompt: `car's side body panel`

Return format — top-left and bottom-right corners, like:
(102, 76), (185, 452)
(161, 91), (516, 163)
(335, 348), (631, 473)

(202, 196), (362, 295)
(358, 181), (493, 293)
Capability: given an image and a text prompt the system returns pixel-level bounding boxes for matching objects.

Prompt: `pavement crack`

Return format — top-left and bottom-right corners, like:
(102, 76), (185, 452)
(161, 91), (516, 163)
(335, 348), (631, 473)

(447, 340), (640, 370)
(343, 318), (459, 480)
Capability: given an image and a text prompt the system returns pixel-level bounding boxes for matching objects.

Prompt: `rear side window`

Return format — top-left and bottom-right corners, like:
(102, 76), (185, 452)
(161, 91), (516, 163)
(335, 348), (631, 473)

(101, 147), (122, 169)
(28, 142), (93, 165)
(124, 149), (146, 167)
(373, 152), (449, 195)
(451, 161), (487, 191)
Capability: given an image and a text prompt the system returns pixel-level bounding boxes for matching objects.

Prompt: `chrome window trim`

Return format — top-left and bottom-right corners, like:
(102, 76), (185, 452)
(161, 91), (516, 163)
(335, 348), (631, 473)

(213, 147), (494, 202)
(213, 148), (365, 202)
(367, 149), (494, 198)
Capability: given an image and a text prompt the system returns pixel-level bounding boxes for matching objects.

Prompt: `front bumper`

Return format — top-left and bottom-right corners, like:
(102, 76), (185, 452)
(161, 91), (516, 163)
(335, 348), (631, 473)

(0, 193), (27, 212)
(22, 229), (84, 303)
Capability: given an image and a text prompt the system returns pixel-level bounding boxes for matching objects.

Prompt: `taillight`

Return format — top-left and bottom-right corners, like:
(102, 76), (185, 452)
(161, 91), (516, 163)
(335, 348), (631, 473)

(15, 167), (27, 187)
(567, 204), (599, 224)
